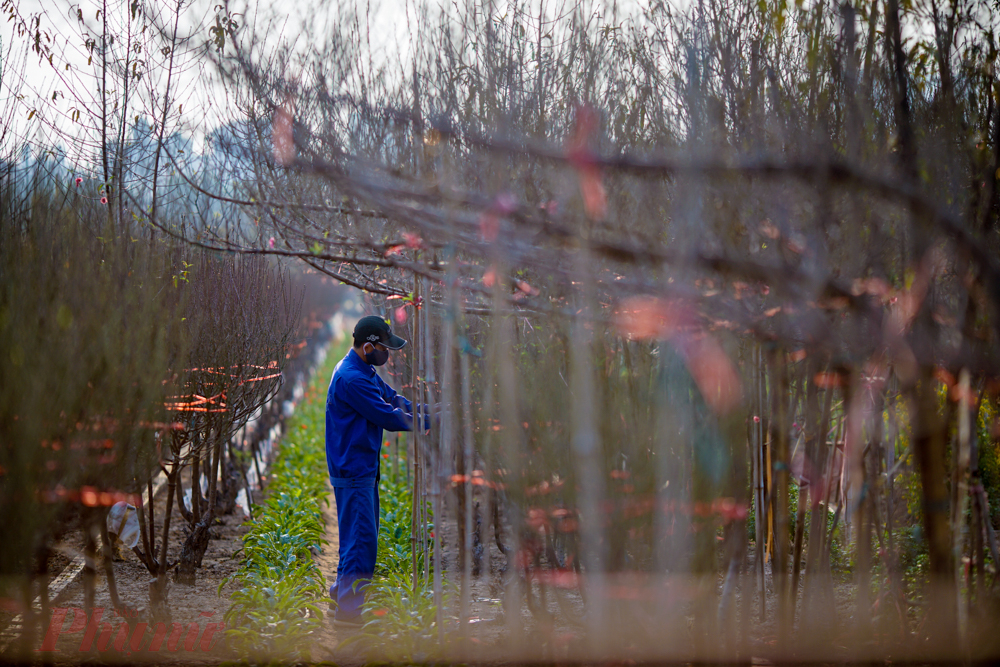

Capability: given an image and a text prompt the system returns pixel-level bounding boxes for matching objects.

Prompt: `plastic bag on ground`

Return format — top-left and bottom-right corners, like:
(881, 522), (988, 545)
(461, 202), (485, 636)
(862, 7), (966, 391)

(107, 501), (140, 548)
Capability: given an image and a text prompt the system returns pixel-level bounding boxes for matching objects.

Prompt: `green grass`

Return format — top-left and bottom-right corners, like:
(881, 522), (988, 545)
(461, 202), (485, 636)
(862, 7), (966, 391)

(222, 337), (347, 662)
(344, 420), (445, 661)
(224, 336), (443, 662)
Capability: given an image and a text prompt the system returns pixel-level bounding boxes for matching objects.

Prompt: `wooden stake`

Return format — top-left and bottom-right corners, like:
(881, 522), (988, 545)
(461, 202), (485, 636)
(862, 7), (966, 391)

(460, 349), (475, 638)
(411, 274), (421, 592)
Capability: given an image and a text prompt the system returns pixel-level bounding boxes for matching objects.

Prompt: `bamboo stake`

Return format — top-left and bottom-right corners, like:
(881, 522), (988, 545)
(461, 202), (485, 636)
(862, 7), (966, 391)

(803, 369), (835, 638)
(770, 350), (791, 644)
(845, 374), (873, 641)
(969, 397), (984, 605)
(823, 418), (846, 563)
(953, 368), (971, 649)
(754, 343), (766, 622)
(886, 390), (900, 616)
(417, 301), (426, 585)
(739, 344), (755, 655)
(422, 281), (433, 586)
(651, 340), (666, 572)
(739, 507), (753, 658)
(460, 348), (475, 638)
(791, 365), (818, 611)
(411, 274), (421, 592)
(480, 314), (496, 587)
(433, 273), (449, 642)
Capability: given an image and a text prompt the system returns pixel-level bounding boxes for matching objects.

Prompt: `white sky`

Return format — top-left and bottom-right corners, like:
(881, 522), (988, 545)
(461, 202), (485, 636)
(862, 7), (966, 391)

(4, 0), (642, 157)
(6, 0), (954, 162)
(2, 0), (422, 155)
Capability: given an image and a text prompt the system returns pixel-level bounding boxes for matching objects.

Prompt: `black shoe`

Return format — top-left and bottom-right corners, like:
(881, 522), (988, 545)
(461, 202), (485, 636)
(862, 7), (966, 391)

(332, 616), (363, 630)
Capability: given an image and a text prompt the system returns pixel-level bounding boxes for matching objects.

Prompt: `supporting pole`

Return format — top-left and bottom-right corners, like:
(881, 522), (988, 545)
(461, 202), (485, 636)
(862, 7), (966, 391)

(460, 349), (475, 639)
(770, 349), (790, 646)
(953, 369), (972, 650)
(411, 274), (421, 592)
(754, 344), (766, 622)
(433, 274), (449, 642)
(422, 281), (433, 585)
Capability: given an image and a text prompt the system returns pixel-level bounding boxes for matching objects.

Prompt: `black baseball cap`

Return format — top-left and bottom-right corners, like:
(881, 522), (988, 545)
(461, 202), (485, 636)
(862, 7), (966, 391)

(353, 315), (407, 350)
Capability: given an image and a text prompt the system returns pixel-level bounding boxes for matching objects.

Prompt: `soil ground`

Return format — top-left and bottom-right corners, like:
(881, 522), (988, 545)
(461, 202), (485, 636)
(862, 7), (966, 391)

(310, 486), (862, 665)
(0, 474), (251, 664)
(0, 472), (965, 666)
(0, 451), (949, 665)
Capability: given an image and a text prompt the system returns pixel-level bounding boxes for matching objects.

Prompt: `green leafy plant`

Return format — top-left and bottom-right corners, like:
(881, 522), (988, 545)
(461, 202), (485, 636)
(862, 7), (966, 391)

(340, 569), (455, 662)
(330, 441), (442, 661)
(222, 342), (345, 662)
(375, 472), (432, 578)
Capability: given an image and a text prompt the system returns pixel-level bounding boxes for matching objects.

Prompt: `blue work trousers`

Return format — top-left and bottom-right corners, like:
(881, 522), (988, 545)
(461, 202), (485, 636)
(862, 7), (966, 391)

(330, 478), (379, 621)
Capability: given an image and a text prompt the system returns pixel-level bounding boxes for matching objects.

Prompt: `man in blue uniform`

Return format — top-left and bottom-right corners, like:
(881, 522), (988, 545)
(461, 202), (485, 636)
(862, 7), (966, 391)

(326, 315), (418, 627)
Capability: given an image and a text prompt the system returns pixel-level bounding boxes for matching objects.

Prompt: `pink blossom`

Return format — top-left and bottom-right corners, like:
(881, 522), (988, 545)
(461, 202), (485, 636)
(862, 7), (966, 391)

(402, 232), (424, 249)
(567, 106), (606, 220)
(479, 211), (499, 242)
(495, 193), (517, 215)
(615, 296), (742, 414)
(578, 169), (606, 220)
(100, 196), (108, 205)
(394, 306), (408, 324)
(384, 245), (405, 257)
(272, 97), (296, 166)
(75, 177), (83, 187)
(483, 266), (496, 288)
(479, 193), (518, 242)
(268, 237), (275, 249)
(516, 280), (539, 296)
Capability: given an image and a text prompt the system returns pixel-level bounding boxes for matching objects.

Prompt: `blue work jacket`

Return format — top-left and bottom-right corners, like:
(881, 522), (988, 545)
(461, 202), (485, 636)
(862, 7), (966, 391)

(325, 348), (414, 482)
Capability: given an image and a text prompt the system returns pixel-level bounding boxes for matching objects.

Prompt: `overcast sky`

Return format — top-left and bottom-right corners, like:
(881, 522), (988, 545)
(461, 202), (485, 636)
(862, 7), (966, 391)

(2, 0), (410, 151)
(5, 0), (645, 157)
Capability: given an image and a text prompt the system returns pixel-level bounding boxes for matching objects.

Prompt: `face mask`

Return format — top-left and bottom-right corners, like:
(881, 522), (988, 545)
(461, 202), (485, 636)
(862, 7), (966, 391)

(365, 344), (389, 366)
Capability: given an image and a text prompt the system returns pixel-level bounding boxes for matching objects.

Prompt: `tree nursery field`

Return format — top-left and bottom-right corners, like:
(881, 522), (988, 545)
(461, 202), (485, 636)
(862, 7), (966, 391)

(3, 0), (1000, 663)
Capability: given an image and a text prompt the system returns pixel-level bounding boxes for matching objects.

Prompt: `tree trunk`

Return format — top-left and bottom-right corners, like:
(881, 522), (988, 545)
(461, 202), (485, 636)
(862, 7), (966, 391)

(151, 455), (178, 623)
(99, 512), (124, 613)
(913, 366), (957, 651)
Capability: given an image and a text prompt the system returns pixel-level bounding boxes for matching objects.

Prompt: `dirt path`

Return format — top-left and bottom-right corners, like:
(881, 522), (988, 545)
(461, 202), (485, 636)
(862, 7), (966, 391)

(1, 472), (858, 665)
(308, 492), (345, 662)
(0, 484), (251, 663)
